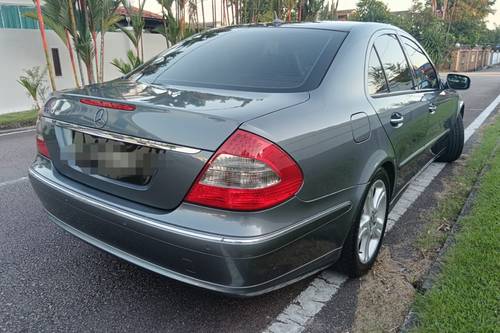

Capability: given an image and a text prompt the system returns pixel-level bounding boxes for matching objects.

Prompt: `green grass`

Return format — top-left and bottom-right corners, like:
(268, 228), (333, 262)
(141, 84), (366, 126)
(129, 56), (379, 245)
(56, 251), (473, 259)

(0, 109), (37, 130)
(412, 118), (500, 333)
(417, 117), (500, 252)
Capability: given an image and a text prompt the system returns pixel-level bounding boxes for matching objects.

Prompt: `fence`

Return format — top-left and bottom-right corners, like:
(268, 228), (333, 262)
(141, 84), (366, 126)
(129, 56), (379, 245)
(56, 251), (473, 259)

(445, 47), (500, 72)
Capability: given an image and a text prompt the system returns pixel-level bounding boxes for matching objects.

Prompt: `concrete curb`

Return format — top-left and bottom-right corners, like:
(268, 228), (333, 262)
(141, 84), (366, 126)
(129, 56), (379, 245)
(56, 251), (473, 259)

(0, 126), (36, 136)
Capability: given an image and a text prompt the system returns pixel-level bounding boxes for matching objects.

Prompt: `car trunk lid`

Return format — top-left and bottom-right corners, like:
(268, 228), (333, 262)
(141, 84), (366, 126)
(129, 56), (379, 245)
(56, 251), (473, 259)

(42, 80), (309, 210)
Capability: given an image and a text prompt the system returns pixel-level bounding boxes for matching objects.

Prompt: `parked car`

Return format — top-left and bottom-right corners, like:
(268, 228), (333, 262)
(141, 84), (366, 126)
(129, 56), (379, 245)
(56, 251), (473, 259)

(30, 22), (470, 296)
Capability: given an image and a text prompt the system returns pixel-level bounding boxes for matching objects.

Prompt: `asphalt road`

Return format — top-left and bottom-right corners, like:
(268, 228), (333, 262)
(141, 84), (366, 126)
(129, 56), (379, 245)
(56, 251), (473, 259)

(1, 71), (499, 333)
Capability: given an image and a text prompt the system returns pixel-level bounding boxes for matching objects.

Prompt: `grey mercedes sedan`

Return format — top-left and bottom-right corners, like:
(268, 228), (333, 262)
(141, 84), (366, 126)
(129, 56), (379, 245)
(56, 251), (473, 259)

(30, 21), (470, 296)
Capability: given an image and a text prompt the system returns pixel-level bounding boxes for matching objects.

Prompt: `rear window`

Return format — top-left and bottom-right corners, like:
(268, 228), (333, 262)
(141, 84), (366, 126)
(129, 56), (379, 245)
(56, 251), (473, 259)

(130, 27), (347, 92)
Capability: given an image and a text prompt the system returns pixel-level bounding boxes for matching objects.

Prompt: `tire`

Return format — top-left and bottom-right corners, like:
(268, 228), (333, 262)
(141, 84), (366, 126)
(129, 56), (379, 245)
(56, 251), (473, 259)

(436, 115), (464, 162)
(338, 169), (390, 277)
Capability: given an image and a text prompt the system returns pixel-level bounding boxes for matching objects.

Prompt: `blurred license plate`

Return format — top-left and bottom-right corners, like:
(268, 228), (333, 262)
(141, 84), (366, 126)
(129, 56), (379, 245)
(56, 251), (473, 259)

(62, 131), (157, 185)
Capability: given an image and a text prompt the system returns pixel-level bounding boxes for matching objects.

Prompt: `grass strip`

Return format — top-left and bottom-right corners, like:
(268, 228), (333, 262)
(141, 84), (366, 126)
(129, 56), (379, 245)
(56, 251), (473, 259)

(412, 117), (500, 333)
(417, 116), (500, 252)
(0, 110), (37, 130)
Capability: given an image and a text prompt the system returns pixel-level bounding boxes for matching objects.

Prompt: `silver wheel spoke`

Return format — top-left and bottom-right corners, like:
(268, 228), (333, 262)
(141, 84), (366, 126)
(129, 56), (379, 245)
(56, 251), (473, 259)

(360, 214), (370, 229)
(363, 235), (371, 262)
(373, 188), (386, 211)
(372, 222), (383, 238)
(358, 224), (370, 245)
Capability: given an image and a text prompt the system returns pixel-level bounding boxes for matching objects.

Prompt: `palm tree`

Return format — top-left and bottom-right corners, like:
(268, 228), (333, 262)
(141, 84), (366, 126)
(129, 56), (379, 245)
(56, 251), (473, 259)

(96, 0), (122, 82)
(79, 0), (95, 83)
(188, 0), (199, 30)
(117, 0), (146, 61)
(212, 0), (216, 27)
(200, 0), (206, 29)
(18, 67), (48, 112)
(111, 50), (143, 74)
(24, 0), (82, 88)
(87, 0), (101, 81)
(178, 0), (187, 37)
(34, 0), (56, 91)
(157, 0), (170, 45)
(68, 0), (86, 86)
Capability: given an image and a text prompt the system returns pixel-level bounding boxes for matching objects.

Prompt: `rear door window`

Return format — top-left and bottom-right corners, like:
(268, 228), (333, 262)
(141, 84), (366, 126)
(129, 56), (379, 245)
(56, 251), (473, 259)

(367, 46), (389, 95)
(402, 37), (439, 90)
(374, 34), (414, 93)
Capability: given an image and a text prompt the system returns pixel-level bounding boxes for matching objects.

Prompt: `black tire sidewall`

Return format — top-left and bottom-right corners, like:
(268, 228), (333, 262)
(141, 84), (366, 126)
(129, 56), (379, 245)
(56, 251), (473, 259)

(341, 168), (390, 276)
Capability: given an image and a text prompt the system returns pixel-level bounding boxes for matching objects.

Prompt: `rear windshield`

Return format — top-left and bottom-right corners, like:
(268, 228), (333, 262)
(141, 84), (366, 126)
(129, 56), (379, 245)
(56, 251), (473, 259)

(129, 27), (347, 92)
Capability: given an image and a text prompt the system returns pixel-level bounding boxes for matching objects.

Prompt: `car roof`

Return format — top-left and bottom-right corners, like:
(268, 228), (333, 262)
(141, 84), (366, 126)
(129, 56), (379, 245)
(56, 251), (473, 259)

(284, 21), (390, 31)
(230, 21), (402, 35)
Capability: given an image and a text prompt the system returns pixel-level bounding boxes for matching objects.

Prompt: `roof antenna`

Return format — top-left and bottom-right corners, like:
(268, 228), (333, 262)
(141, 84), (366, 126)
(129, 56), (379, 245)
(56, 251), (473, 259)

(272, 11), (283, 26)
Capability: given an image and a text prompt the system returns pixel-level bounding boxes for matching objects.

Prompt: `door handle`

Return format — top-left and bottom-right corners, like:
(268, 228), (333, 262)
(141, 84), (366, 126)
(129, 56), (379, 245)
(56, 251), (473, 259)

(390, 113), (404, 127)
(429, 103), (437, 114)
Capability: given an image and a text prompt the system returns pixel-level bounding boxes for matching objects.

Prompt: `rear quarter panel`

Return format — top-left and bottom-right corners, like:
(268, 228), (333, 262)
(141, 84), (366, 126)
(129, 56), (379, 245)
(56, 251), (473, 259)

(241, 28), (396, 203)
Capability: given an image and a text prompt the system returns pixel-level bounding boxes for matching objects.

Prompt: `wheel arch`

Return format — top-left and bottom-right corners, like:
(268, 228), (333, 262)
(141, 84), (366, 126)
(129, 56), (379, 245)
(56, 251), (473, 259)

(359, 149), (397, 201)
(459, 101), (465, 118)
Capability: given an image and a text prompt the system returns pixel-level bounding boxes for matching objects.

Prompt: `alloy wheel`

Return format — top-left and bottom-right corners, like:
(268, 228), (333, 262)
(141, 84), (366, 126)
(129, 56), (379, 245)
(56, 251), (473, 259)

(357, 179), (387, 264)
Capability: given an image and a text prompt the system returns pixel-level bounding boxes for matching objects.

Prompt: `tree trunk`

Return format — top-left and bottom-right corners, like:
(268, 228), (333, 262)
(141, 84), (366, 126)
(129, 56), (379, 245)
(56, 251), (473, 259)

(140, 35), (144, 62)
(92, 31), (99, 82)
(34, 0), (57, 93)
(212, 0), (216, 27)
(201, 0), (206, 29)
(68, 0), (85, 86)
(234, 0), (238, 24)
(221, 0), (224, 25)
(161, 5), (169, 46)
(80, 0), (95, 84)
(298, 1), (302, 22)
(230, 0), (234, 25)
(255, 0), (260, 22)
(85, 60), (94, 85)
(100, 31), (105, 83)
(225, 0), (229, 25)
(65, 29), (80, 88)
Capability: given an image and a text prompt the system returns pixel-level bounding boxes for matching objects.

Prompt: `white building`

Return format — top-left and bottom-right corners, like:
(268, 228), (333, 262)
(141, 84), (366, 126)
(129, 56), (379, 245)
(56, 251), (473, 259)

(0, 0), (166, 114)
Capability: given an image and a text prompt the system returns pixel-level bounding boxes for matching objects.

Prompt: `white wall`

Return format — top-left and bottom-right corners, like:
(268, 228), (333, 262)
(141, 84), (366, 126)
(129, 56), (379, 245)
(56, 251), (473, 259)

(0, 29), (167, 114)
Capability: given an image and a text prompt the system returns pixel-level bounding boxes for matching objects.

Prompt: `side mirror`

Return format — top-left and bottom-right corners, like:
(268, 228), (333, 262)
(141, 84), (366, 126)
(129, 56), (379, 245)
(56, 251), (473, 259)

(447, 73), (470, 90)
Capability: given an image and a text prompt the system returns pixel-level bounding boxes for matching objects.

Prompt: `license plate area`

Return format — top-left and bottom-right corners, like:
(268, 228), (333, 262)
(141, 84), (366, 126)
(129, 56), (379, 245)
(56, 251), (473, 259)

(60, 130), (162, 186)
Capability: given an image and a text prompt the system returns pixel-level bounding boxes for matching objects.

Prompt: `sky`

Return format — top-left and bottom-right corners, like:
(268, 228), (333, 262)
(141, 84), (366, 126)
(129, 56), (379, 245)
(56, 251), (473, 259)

(137, 0), (500, 29)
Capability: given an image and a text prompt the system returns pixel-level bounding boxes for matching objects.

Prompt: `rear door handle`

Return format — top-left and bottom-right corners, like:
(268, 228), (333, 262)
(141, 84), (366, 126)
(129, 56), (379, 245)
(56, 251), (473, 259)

(390, 113), (404, 127)
(429, 103), (437, 114)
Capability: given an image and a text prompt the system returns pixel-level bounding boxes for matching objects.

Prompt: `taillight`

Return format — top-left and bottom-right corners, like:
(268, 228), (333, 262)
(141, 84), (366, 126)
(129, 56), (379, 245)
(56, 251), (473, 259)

(36, 136), (50, 158)
(185, 130), (303, 211)
(36, 119), (50, 158)
(80, 98), (136, 111)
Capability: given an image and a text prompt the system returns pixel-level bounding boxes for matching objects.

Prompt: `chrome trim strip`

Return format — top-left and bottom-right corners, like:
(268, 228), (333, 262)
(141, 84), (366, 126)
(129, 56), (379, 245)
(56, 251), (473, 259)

(29, 168), (351, 245)
(221, 201), (351, 245)
(45, 117), (201, 154)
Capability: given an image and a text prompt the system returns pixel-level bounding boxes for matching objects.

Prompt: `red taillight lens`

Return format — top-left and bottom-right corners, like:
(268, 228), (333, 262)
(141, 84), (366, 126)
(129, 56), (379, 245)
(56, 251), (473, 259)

(80, 98), (136, 111)
(36, 117), (50, 158)
(36, 136), (50, 158)
(185, 130), (303, 211)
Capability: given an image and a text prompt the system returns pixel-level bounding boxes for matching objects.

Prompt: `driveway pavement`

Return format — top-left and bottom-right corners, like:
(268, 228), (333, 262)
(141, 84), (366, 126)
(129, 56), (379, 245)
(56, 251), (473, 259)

(1, 71), (499, 332)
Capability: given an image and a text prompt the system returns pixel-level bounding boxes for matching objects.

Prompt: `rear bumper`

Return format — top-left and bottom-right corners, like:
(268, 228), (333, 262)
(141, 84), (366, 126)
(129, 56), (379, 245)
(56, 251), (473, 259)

(29, 158), (358, 296)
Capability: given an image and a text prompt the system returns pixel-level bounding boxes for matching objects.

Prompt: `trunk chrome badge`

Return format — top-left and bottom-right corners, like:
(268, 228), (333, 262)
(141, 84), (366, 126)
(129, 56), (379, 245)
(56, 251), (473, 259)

(94, 109), (108, 128)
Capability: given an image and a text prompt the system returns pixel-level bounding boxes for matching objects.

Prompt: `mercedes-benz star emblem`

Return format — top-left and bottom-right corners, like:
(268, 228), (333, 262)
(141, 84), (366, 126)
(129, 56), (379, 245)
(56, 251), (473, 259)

(94, 108), (108, 128)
